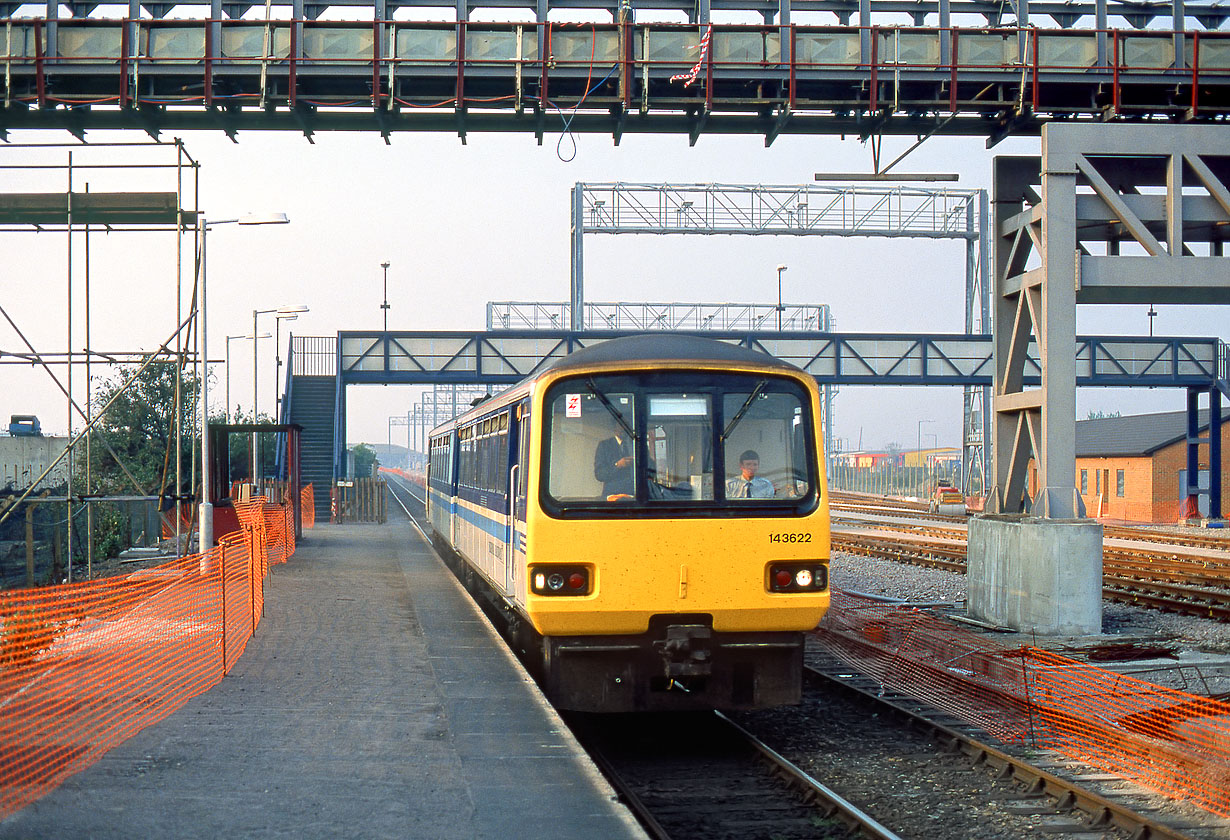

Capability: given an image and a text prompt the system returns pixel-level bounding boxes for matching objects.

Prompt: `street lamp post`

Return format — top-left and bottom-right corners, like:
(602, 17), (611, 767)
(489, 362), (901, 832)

(252, 304), (309, 489)
(196, 212), (289, 553)
(274, 313), (298, 423)
(380, 261), (391, 332)
(775, 264), (787, 330)
(226, 332), (269, 422)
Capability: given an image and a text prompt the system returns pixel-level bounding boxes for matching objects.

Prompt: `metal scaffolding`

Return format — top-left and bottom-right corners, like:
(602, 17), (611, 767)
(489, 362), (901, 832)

(0, 141), (200, 585)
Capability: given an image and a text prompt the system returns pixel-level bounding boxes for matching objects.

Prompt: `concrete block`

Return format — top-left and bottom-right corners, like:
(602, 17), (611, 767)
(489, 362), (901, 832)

(967, 515), (1102, 635)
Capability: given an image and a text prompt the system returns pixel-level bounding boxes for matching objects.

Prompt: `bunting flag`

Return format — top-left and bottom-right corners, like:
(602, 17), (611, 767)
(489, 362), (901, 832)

(669, 24), (712, 88)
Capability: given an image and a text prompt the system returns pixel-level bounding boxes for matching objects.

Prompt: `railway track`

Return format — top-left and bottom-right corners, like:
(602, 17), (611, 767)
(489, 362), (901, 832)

(567, 661), (1211, 840)
(829, 504), (1230, 622)
(780, 653), (1220, 840)
(568, 711), (902, 840)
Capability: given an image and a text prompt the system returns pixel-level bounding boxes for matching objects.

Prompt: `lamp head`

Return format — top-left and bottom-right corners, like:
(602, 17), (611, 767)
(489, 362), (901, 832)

(238, 212), (290, 226)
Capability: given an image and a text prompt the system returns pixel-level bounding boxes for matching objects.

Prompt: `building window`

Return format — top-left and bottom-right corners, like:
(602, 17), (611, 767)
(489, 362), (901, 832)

(1117, 469), (1125, 497)
(1095, 470), (1100, 495)
(1080, 470), (1087, 493)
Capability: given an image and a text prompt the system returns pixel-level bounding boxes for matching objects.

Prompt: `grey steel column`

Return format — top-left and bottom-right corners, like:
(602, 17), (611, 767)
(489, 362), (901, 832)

(570, 183), (584, 329)
(1095, 0), (1108, 66)
(859, 0), (871, 69)
(938, 0), (951, 67)
(1033, 128), (1080, 519)
(1173, 0), (1186, 70)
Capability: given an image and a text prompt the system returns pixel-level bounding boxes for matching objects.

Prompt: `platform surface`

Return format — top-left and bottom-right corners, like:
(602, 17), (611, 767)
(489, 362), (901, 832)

(0, 517), (646, 840)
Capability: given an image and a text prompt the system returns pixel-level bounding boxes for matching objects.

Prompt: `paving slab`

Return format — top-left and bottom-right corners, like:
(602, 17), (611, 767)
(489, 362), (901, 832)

(1, 520), (646, 840)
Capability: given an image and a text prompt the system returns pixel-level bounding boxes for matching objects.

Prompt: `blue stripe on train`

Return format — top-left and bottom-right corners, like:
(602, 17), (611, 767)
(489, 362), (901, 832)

(431, 488), (526, 554)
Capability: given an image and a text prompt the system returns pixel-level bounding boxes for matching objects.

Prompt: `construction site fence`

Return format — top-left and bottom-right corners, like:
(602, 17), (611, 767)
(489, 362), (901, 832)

(331, 477), (386, 524)
(815, 589), (1230, 816)
(0, 496), (299, 819)
(301, 483), (315, 529)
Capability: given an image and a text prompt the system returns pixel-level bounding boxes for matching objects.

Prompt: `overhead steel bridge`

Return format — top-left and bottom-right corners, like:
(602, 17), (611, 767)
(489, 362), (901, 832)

(4, 0), (1230, 139)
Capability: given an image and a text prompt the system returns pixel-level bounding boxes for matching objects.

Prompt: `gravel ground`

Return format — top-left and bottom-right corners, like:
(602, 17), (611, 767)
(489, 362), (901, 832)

(829, 550), (1230, 695)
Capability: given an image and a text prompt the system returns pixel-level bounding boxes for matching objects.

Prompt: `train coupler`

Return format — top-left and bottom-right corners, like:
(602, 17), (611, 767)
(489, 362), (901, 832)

(653, 624), (712, 678)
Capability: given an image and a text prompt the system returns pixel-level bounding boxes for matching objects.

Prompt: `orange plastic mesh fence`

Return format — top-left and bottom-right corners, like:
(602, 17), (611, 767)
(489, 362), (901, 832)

(0, 496), (298, 819)
(815, 589), (1230, 816)
(301, 483), (316, 529)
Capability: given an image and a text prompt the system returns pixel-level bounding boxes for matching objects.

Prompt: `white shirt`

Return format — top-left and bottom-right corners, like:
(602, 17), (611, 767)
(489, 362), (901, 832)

(726, 475), (775, 499)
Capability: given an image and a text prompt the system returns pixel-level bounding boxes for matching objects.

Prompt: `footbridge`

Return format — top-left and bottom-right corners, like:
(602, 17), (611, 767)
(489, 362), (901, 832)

(282, 328), (1229, 518)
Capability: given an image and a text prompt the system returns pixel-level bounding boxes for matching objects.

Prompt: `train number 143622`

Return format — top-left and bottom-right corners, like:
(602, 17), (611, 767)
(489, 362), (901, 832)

(769, 533), (812, 543)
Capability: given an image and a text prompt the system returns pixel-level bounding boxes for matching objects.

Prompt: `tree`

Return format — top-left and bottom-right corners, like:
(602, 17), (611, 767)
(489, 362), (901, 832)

(352, 443), (379, 478)
(80, 362), (198, 498)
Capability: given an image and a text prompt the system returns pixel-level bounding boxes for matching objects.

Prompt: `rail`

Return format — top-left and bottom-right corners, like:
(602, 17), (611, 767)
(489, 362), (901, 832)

(0, 495), (308, 819)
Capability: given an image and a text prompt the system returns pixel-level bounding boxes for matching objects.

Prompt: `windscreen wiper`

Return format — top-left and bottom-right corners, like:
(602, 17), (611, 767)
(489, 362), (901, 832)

(722, 379), (767, 440)
(585, 378), (637, 442)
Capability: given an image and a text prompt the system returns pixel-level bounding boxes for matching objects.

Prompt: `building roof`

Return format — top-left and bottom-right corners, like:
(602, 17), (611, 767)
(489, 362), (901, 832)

(1076, 408), (1216, 458)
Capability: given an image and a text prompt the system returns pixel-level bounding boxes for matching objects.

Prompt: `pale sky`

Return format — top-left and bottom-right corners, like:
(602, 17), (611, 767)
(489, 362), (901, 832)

(2, 125), (1227, 454)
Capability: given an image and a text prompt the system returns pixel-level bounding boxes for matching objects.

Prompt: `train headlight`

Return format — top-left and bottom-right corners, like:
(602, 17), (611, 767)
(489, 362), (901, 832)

(530, 565), (592, 596)
(768, 563), (828, 593)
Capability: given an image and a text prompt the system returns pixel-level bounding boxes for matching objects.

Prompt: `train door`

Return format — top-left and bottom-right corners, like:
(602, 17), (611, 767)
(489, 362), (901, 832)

(507, 401), (530, 596)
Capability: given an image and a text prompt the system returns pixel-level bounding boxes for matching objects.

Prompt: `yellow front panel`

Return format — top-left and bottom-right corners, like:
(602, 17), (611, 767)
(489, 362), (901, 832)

(523, 503), (830, 635)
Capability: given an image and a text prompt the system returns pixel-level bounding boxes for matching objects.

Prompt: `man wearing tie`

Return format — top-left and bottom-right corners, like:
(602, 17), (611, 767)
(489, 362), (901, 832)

(594, 431), (635, 498)
(726, 449), (774, 500)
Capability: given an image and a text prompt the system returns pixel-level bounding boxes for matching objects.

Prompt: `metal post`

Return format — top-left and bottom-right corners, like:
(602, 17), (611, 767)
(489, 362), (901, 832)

(381, 261), (390, 332)
(199, 222), (214, 551)
(1212, 387), (1223, 521)
(252, 308), (259, 488)
(570, 184), (584, 329)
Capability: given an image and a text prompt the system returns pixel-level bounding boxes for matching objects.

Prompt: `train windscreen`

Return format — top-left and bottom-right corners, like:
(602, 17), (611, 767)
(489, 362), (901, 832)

(542, 372), (817, 515)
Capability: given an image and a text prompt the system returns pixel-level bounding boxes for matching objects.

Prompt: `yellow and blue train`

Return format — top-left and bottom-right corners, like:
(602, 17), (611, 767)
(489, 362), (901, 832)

(426, 334), (831, 712)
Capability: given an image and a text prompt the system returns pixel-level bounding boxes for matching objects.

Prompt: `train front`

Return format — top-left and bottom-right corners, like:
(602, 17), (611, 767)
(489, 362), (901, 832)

(521, 348), (831, 713)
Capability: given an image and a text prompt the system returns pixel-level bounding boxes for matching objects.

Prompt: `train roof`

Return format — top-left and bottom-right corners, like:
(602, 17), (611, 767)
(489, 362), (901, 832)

(543, 334), (799, 374)
(429, 334), (802, 438)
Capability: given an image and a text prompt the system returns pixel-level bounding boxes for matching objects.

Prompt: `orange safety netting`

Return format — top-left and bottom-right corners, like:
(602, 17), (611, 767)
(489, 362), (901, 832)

(815, 589), (1230, 816)
(0, 496), (298, 819)
(301, 483), (316, 529)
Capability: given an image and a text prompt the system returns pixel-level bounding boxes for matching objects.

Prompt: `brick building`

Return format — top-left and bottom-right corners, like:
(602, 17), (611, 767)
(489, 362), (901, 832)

(1028, 409), (1227, 523)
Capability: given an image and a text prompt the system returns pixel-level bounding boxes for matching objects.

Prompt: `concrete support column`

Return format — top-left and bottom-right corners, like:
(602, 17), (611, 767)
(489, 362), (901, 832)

(968, 516), (1102, 635)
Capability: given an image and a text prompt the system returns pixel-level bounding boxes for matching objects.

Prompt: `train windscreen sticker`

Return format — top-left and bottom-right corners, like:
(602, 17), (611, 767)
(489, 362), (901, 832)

(565, 394), (582, 418)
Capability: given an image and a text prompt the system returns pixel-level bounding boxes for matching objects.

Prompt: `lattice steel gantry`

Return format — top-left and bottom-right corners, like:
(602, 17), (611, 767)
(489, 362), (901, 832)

(562, 181), (990, 493)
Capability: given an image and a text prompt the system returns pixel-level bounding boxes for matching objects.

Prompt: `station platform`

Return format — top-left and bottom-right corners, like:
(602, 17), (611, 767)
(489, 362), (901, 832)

(0, 517), (646, 839)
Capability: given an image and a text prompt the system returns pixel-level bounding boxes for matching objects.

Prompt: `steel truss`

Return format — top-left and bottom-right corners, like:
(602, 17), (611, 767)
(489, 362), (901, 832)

(2, 5), (1230, 140)
(992, 123), (1230, 519)
(567, 181), (990, 492)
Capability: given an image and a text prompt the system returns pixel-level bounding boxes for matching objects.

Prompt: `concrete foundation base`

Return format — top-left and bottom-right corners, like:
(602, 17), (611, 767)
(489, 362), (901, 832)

(967, 515), (1103, 636)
